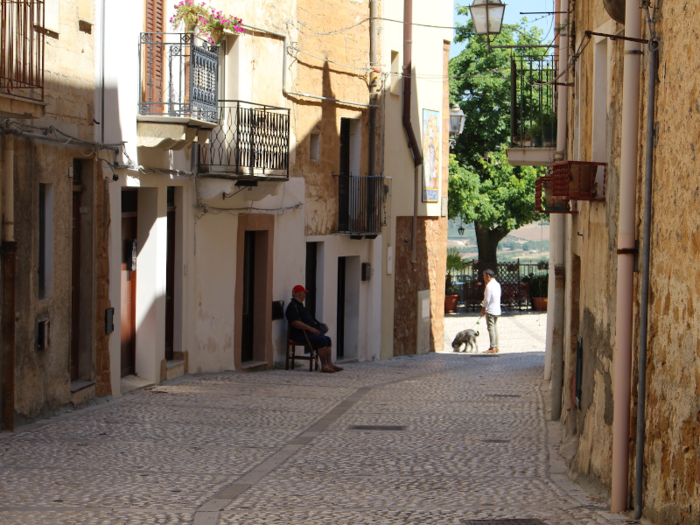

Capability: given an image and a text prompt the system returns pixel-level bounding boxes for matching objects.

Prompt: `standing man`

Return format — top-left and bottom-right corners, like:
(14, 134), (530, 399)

(480, 269), (501, 353)
(286, 285), (343, 373)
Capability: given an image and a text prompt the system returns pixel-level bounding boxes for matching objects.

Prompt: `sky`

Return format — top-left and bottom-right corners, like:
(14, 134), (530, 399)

(450, 0), (557, 57)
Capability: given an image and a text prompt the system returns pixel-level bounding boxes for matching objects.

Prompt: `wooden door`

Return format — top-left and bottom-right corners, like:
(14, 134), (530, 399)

(241, 231), (255, 363)
(121, 191), (138, 378)
(336, 257), (346, 358)
(164, 202), (176, 361)
(70, 189), (82, 381)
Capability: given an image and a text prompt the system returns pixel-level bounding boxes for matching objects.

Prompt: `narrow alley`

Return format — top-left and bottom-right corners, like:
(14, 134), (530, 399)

(0, 312), (627, 525)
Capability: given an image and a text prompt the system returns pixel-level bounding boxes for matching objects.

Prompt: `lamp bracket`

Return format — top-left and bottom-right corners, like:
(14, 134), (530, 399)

(585, 31), (648, 44)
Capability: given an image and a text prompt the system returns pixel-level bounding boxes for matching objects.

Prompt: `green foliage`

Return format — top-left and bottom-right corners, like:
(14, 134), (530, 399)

(523, 273), (549, 297)
(445, 247), (466, 295)
(449, 149), (542, 233)
(448, 14), (549, 262)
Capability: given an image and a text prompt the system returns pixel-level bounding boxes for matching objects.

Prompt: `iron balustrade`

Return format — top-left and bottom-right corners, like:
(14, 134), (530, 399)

(139, 32), (218, 123)
(0, 0), (44, 102)
(510, 55), (557, 148)
(336, 175), (386, 235)
(199, 100), (290, 178)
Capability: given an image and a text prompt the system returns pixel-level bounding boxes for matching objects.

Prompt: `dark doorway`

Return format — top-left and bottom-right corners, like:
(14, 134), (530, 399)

(338, 118), (351, 231)
(121, 190), (138, 378)
(336, 257), (346, 358)
(165, 187), (176, 361)
(305, 242), (318, 319)
(241, 231), (256, 363)
(70, 188), (82, 381)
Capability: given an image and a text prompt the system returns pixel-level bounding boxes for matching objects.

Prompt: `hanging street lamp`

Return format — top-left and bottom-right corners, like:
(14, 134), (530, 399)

(468, 0), (552, 53)
(449, 104), (467, 148)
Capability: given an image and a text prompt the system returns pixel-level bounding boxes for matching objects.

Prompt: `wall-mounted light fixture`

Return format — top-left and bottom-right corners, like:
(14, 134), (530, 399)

(449, 104), (467, 148)
(469, 0), (553, 53)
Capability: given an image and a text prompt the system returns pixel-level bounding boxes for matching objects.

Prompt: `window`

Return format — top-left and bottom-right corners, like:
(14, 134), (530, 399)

(310, 133), (320, 162)
(390, 51), (401, 95)
(39, 184), (54, 299)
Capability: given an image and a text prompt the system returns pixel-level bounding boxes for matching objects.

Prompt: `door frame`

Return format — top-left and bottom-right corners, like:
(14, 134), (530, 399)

(234, 214), (274, 370)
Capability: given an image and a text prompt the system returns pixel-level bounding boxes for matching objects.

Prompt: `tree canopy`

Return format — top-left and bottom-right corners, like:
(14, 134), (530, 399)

(448, 13), (548, 263)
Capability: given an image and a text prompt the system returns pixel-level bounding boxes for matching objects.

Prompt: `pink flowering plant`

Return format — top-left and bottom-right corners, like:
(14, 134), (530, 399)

(169, 1), (208, 32)
(199, 7), (244, 44)
(170, 1), (243, 43)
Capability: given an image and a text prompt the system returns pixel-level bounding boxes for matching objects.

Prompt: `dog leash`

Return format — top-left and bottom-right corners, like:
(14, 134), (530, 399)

(471, 315), (483, 331)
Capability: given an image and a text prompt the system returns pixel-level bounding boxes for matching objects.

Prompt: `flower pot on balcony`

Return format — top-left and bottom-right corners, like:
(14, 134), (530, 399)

(211, 26), (225, 44)
(532, 297), (548, 311)
(445, 294), (459, 313)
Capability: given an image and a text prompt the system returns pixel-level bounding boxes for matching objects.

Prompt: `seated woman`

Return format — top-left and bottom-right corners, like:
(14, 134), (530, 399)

(285, 285), (343, 373)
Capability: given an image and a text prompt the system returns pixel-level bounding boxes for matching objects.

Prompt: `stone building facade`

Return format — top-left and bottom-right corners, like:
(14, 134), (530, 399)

(0, 0), (112, 430)
(542, 0), (700, 521)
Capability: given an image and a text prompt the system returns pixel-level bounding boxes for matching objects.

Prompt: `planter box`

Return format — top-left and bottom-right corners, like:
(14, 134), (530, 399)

(445, 294), (459, 313)
(532, 297), (548, 311)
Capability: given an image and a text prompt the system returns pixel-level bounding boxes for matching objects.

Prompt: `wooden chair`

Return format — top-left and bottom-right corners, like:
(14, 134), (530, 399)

(285, 323), (319, 371)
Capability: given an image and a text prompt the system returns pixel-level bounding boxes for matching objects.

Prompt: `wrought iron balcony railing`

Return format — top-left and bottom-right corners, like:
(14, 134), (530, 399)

(1, 0), (44, 102)
(336, 175), (386, 236)
(138, 33), (218, 123)
(510, 55), (557, 148)
(199, 100), (290, 179)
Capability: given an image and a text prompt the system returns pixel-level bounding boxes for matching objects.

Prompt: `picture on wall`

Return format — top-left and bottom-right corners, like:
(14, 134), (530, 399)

(422, 109), (440, 202)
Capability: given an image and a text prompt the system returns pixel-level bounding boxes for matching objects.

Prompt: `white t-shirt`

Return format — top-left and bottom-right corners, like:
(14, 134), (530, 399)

(483, 279), (502, 316)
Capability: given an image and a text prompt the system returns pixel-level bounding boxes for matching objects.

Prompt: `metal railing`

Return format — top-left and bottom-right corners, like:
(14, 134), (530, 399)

(0, 0), (44, 102)
(510, 55), (557, 148)
(138, 32), (218, 123)
(336, 175), (386, 235)
(199, 100), (290, 178)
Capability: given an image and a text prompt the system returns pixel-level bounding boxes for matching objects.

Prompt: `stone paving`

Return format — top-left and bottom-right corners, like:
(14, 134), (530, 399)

(0, 312), (629, 525)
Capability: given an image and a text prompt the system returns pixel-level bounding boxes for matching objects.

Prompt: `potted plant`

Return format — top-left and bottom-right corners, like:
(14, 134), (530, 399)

(169, 1), (208, 33)
(445, 247), (464, 313)
(199, 7), (244, 44)
(523, 273), (548, 311)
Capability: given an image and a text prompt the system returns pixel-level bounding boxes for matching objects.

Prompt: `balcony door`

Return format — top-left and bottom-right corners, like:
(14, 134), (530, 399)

(338, 118), (361, 232)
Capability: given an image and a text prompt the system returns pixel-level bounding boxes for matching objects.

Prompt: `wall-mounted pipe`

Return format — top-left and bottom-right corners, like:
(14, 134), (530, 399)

(369, 0), (378, 176)
(611, 0), (642, 513)
(244, 24), (380, 109)
(402, 0), (424, 264)
(634, 33), (658, 521)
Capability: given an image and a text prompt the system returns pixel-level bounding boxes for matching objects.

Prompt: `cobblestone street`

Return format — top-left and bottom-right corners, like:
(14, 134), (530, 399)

(0, 312), (628, 525)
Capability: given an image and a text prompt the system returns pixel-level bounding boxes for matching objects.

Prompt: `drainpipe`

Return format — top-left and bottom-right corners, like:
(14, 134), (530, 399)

(369, 0), (377, 176)
(244, 24), (381, 110)
(634, 32), (657, 521)
(548, 0), (568, 412)
(402, 0), (423, 264)
(1, 135), (15, 431)
(611, 0), (642, 513)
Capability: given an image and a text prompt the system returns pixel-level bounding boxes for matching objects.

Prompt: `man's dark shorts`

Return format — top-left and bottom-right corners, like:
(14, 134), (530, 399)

(293, 333), (332, 350)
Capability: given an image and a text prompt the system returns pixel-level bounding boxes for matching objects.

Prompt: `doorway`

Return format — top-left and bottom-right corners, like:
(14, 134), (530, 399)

(121, 190), (138, 377)
(336, 257), (346, 358)
(241, 231), (256, 363)
(70, 187), (82, 381)
(165, 187), (176, 361)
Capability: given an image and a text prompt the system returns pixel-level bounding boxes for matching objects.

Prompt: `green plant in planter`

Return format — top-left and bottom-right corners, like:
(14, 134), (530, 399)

(445, 247), (465, 295)
(523, 273), (548, 297)
(169, 1), (208, 32)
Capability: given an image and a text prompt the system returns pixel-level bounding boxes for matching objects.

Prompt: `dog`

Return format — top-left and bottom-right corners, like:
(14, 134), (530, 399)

(452, 329), (479, 353)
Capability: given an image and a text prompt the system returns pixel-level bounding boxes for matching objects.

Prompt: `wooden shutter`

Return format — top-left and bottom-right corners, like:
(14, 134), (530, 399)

(144, 0), (165, 109)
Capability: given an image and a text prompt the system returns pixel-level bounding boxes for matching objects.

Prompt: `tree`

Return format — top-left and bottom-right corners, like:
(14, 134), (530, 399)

(449, 149), (541, 263)
(448, 15), (548, 264)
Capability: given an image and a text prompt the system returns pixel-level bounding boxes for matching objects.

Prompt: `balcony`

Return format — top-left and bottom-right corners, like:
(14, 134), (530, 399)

(0, 0), (45, 118)
(198, 100), (290, 180)
(137, 33), (219, 149)
(535, 176), (578, 215)
(336, 175), (386, 238)
(506, 55), (557, 167)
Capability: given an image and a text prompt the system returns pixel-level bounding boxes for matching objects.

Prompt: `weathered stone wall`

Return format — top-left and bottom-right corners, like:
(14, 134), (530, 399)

(632, 1), (700, 521)
(561, 0), (626, 495)
(6, 0), (108, 423)
(291, 0), (374, 236)
(563, 0), (700, 521)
